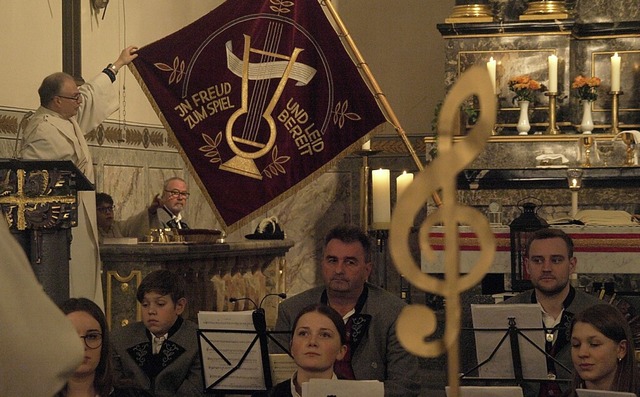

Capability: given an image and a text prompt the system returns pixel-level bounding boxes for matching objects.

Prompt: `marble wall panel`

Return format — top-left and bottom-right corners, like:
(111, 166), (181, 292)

(99, 165), (145, 220)
(575, 0), (640, 23)
(572, 39), (640, 128)
(446, 33), (572, 134)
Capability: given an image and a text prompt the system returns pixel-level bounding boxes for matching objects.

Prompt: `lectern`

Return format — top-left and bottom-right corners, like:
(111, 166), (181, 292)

(0, 159), (93, 306)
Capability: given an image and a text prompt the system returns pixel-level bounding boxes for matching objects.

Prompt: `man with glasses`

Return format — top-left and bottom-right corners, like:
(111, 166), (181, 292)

(96, 192), (150, 243)
(151, 177), (191, 230)
(19, 46), (138, 309)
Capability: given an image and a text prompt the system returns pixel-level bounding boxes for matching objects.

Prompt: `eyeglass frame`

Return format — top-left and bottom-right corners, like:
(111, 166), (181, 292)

(96, 205), (115, 213)
(164, 189), (190, 198)
(56, 93), (82, 102)
(80, 332), (103, 349)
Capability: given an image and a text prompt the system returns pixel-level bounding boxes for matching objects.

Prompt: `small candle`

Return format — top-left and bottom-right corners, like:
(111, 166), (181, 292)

(396, 171), (414, 201)
(362, 140), (371, 150)
(372, 169), (390, 226)
(486, 57), (497, 94)
(611, 52), (621, 92)
(548, 54), (558, 93)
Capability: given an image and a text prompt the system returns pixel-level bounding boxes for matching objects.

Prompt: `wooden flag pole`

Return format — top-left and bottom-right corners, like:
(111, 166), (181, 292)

(322, 0), (442, 207)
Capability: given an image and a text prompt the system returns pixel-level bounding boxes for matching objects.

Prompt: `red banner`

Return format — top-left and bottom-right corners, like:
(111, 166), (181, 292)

(130, 0), (386, 231)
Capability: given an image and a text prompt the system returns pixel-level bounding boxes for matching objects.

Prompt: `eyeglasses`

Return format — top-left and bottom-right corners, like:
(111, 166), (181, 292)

(97, 205), (115, 213)
(164, 189), (190, 198)
(80, 332), (103, 349)
(57, 93), (82, 102)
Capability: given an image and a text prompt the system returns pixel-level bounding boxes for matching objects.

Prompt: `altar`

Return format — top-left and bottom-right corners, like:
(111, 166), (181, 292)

(100, 239), (294, 330)
(423, 225), (640, 275)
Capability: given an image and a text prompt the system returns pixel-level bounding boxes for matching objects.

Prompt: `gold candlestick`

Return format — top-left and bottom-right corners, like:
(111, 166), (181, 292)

(621, 132), (635, 166)
(608, 91), (623, 135)
(491, 94), (501, 135)
(545, 92), (560, 135)
(580, 135), (594, 167)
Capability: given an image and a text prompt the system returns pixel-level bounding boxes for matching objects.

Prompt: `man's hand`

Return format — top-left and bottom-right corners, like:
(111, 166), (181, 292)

(112, 45), (139, 72)
(147, 194), (161, 216)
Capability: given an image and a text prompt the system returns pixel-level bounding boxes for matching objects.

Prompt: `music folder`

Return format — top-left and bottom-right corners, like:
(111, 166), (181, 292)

(197, 310), (271, 393)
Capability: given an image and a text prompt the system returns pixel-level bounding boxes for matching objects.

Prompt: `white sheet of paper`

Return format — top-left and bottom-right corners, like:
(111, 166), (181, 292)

(471, 303), (548, 380)
(269, 353), (297, 385)
(576, 390), (637, 397)
(304, 379), (384, 397)
(198, 310), (265, 390)
(445, 386), (524, 397)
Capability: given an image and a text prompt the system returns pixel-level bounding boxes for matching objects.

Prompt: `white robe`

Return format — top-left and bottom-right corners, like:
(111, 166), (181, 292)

(0, 218), (83, 396)
(20, 72), (118, 309)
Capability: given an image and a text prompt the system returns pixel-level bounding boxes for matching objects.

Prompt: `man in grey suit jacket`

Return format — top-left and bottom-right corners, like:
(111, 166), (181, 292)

(274, 225), (421, 397)
(505, 228), (602, 397)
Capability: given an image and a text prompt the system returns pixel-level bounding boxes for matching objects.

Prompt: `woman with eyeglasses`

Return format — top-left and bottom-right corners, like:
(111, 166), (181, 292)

(58, 298), (151, 397)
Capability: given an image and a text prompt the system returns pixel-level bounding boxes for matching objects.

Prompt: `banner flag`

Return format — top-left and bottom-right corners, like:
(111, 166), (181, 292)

(130, 0), (386, 231)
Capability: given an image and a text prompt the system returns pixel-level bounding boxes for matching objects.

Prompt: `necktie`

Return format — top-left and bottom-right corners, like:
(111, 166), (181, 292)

(153, 336), (166, 354)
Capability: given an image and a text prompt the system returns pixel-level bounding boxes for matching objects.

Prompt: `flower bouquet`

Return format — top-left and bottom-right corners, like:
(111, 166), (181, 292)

(508, 75), (544, 104)
(572, 75), (601, 102)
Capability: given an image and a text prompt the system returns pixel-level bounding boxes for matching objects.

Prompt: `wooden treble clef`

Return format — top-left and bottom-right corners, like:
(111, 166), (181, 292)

(389, 66), (497, 396)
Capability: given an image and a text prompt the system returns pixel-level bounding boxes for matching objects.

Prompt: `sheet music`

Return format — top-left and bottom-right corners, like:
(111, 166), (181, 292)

(198, 310), (265, 390)
(269, 353), (297, 385)
(471, 303), (548, 380)
(305, 379), (384, 397)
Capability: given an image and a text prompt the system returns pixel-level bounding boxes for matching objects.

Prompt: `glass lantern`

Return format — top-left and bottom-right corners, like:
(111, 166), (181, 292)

(509, 201), (549, 291)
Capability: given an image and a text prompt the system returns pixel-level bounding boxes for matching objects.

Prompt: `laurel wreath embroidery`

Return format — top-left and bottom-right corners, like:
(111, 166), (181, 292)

(154, 56), (186, 84)
(198, 133), (290, 179)
(198, 132), (223, 164)
(333, 100), (362, 129)
(262, 146), (290, 179)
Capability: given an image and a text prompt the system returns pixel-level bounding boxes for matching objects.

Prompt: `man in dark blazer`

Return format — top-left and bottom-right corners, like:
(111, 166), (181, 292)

(274, 225), (421, 397)
(505, 228), (602, 397)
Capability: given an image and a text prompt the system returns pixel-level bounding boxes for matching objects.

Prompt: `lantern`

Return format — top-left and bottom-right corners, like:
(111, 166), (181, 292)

(509, 202), (549, 291)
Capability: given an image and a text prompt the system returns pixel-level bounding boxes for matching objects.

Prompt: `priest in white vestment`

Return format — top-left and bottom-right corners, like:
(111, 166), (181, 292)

(19, 46), (138, 309)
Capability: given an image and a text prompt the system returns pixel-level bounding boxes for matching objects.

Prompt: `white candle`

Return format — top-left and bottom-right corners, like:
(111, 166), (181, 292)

(396, 171), (414, 201)
(548, 54), (558, 93)
(486, 57), (497, 94)
(611, 52), (621, 92)
(372, 168), (390, 227)
(362, 140), (371, 150)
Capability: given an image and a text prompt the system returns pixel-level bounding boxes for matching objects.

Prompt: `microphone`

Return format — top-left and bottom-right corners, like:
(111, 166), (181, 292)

(228, 293), (287, 311)
(228, 296), (258, 310)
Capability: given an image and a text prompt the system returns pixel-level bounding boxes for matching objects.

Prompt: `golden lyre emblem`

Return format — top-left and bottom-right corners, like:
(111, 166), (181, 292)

(389, 66), (497, 397)
(221, 34), (304, 180)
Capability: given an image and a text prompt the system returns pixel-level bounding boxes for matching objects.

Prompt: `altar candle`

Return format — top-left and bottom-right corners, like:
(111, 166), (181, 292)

(372, 168), (390, 225)
(548, 54), (558, 93)
(396, 171), (413, 201)
(486, 57), (497, 94)
(611, 52), (621, 92)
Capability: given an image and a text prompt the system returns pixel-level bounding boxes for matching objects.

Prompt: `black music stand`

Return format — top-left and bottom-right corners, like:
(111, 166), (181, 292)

(197, 308), (292, 395)
(461, 304), (571, 389)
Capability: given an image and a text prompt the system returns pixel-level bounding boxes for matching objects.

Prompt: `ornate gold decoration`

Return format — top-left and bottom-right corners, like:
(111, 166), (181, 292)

(106, 270), (143, 330)
(446, 5), (494, 23)
(390, 66), (496, 397)
(0, 169), (76, 230)
(520, 1), (568, 20)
